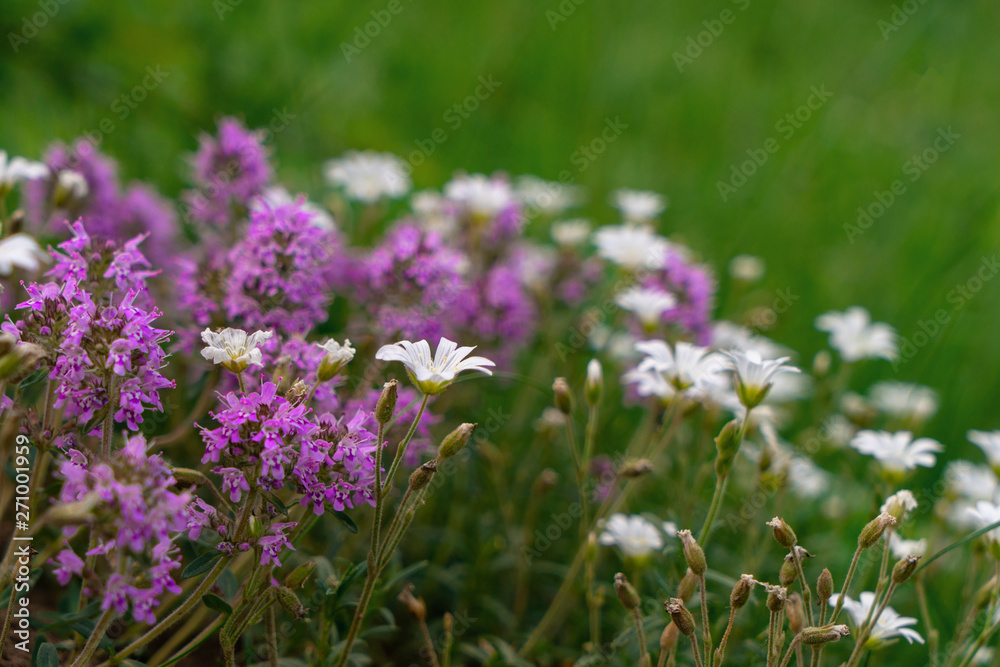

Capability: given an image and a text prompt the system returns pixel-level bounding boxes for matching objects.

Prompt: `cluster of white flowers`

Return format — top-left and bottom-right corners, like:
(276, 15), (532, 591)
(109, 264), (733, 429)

(324, 150), (412, 203)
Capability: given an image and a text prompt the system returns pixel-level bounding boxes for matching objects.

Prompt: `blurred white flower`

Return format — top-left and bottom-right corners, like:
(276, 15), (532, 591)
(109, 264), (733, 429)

(869, 381), (938, 422)
(850, 430), (943, 473)
(632, 339), (723, 392)
(411, 190), (457, 234)
(944, 461), (999, 503)
(201, 327), (273, 373)
(662, 521), (678, 538)
(444, 173), (514, 218)
(324, 150), (411, 203)
(830, 592), (924, 645)
(515, 175), (581, 215)
(815, 307), (897, 362)
(968, 430), (1000, 469)
(551, 219), (591, 247)
(598, 513), (663, 558)
(0, 233), (48, 276)
(593, 224), (672, 271)
(881, 490), (918, 520)
(973, 647), (995, 666)
(56, 169), (89, 200)
(728, 254), (766, 282)
(610, 189), (667, 222)
(787, 457), (830, 498)
(0, 150), (48, 190)
(721, 349), (800, 409)
(887, 533), (927, 559)
(375, 337), (495, 395)
(966, 501), (1000, 543)
(615, 287), (676, 330)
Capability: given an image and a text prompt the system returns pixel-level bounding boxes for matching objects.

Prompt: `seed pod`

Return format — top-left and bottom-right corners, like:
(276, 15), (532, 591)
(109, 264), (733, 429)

(785, 593), (806, 634)
(552, 377), (574, 415)
(247, 515), (264, 540)
(276, 586), (308, 620)
(714, 419), (742, 478)
(439, 423), (476, 459)
(767, 517), (797, 548)
(678, 530), (707, 576)
(664, 598), (696, 637)
(766, 587), (787, 613)
(614, 573), (641, 610)
(677, 569), (698, 602)
(891, 555), (920, 585)
(376, 379), (398, 425)
(799, 624), (850, 645)
(408, 460), (438, 491)
(585, 359), (603, 406)
(730, 574), (754, 609)
(817, 568), (834, 602)
(780, 558), (798, 587)
(660, 622), (679, 653)
(858, 513), (896, 549)
(284, 561), (317, 589)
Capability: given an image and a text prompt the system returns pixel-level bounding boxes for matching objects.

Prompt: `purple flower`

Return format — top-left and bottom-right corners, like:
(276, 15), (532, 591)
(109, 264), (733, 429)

(643, 249), (717, 345)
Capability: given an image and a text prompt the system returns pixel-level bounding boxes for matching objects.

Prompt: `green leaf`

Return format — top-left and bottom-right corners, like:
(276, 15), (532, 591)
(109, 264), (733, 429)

(70, 620), (115, 652)
(38, 600), (102, 631)
(327, 561), (367, 617)
(182, 551), (222, 579)
(36, 643), (59, 667)
(202, 593), (233, 615)
(218, 568), (239, 601)
(379, 560), (428, 594)
(267, 492), (289, 514)
(915, 518), (1000, 575)
(331, 510), (358, 534)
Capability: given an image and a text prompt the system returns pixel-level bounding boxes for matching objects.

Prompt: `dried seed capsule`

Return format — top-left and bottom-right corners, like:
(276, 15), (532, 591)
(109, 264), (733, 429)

(660, 622), (679, 653)
(780, 558), (798, 587)
(677, 569), (698, 602)
(800, 624), (850, 645)
(730, 574), (755, 609)
(408, 460), (438, 491)
(677, 530), (707, 576)
(767, 517), (797, 548)
(376, 379), (398, 425)
(891, 555), (920, 585)
(817, 568), (834, 602)
(553, 377), (574, 415)
(664, 598), (696, 637)
(439, 423), (476, 459)
(785, 593), (806, 634)
(614, 573), (641, 610)
(858, 513), (896, 549)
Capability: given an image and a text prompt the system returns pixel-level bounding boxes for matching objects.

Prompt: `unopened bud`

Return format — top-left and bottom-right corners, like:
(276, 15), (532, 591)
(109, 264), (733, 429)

(284, 379), (309, 403)
(766, 587), (787, 613)
(276, 586), (308, 620)
(620, 459), (653, 478)
(858, 513), (896, 549)
(247, 515), (264, 540)
(767, 517), (797, 548)
(780, 559), (798, 587)
(614, 572), (641, 610)
(398, 584), (427, 621)
(376, 379), (398, 425)
(785, 593), (806, 634)
(284, 561), (317, 589)
(552, 377), (573, 415)
(714, 419), (742, 478)
(439, 423), (475, 459)
(677, 569), (698, 601)
(730, 574), (754, 609)
(172, 467), (212, 487)
(891, 555), (920, 585)
(585, 359), (603, 406)
(316, 338), (355, 382)
(408, 460), (438, 491)
(660, 622), (679, 652)
(817, 568), (834, 602)
(678, 530), (707, 575)
(800, 624), (850, 646)
(664, 598), (696, 637)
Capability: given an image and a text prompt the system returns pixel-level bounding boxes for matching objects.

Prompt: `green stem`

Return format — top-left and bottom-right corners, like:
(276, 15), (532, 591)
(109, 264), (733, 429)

(790, 547), (813, 626)
(633, 608), (650, 665)
(689, 635), (705, 667)
(699, 573), (712, 666)
(831, 546), (863, 623)
(265, 605), (279, 667)
(697, 475), (729, 546)
(713, 606), (738, 667)
(779, 635), (803, 667)
(845, 582), (897, 667)
(380, 394), (429, 495)
(69, 607), (116, 667)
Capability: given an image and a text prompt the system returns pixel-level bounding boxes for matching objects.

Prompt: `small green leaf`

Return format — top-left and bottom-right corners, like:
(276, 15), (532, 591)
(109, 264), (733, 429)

(218, 568), (239, 601)
(332, 510), (358, 534)
(36, 643), (59, 667)
(182, 551), (222, 579)
(202, 593), (233, 615)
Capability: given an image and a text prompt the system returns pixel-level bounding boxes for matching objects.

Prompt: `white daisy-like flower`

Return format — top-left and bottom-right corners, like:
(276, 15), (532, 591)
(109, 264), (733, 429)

(597, 513), (663, 559)
(375, 337), (495, 395)
(200, 328), (273, 373)
(324, 150), (411, 203)
(316, 338), (355, 380)
(255, 186), (336, 232)
(721, 349), (801, 409)
(610, 189), (667, 222)
(551, 219), (591, 247)
(850, 430), (943, 473)
(622, 366), (675, 400)
(815, 307), (898, 362)
(515, 175), (581, 215)
(887, 533), (927, 559)
(0, 233), (48, 276)
(633, 339), (724, 392)
(881, 490), (918, 520)
(869, 381), (938, 422)
(615, 287), (676, 330)
(443, 173), (514, 218)
(966, 501), (1000, 544)
(728, 254), (766, 282)
(787, 457), (830, 499)
(944, 461), (999, 502)
(830, 592), (924, 646)
(0, 150), (48, 190)
(968, 430), (1000, 469)
(56, 169), (88, 200)
(592, 224), (672, 271)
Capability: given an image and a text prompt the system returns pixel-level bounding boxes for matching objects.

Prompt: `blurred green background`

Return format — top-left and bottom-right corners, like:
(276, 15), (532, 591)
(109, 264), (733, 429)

(2, 0), (999, 459)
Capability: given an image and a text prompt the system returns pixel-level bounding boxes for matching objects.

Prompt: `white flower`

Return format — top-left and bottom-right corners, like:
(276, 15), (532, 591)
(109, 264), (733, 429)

(0, 233), (48, 276)
(850, 430), (943, 473)
(973, 648), (995, 666)
(316, 338), (355, 380)
(870, 382), (938, 422)
(966, 501), (1000, 543)
(881, 490), (918, 520)
(721, 349), (800, 409)
(515, 175), (581, 215)
(968, 430), (1000, 469)
(610, 189), (667, 222)
(0, 150), (48, 190)
(622, 366), (675, 400)
(375, 337), (494, 395)
(592, 224), (672, 271)
(728, 254), (766, 282)
(598, 513), (663, 558)
(787, 457), (830, 499)
(443, 173), (514, 218)
(324, 150), (411, 203)
(815, 307), (898, 362)
(56, 169), (89, 200)
(632, 340), (723, 392)
(830, 592), (924, 645)
(944, 461), (999, 502)
(887, 533), (927, 559)
(551, 219), (591, 247)
(615, 287), (676, 330)
(662, 521), (678, 538)
(200, 328), (273, 373)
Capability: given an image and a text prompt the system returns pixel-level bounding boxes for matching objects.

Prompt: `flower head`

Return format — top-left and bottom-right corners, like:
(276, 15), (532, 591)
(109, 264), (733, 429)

(444, 173), (514, 219)
(816, 307), (897, 362)
(610, 189), (667, 222)
(629, 339), (723, 396)
(870, 381), (938, 423)
(830, 592), (924, 646)
(0, 150), (48, 192)
(0, 234), (48, 276)
(316, 338), (355, 381)
(615, 286), (676, 331)
(593, 224), (671, 271)
(722, 349), (800, 409)
(968, 430), (1000, 470)
(551, 219), (591, 247)
(850, 430), (943, 474)
(887, 533), (927, 559)
(324, 150), (411, 203)
(881, 490), (918, 521)
(598, 513), (663, 559)
(376, 337), (494, 395)
(200, 327), (273, 373)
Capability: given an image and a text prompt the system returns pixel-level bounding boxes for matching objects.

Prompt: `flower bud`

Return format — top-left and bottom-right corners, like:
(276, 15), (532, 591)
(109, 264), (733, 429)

(891, 555), (920, 585)
(767, 517), (797, 548)
(620, 459), (654, 478)
(664, 598), (696, 637)
(614, 572), (641, 610)
(438, 423), (476, 459)
(677, 569), (698, 601)
(785, 593), (806, 634)
(408, 460), (438, 491)
(714, 419), (741, 478)
(276, 586), (308, 620)
(247, 515), (264, 540)
(552, 377), (574, 415)
(284, 379), (309, 404)
(730, 574), (754, 609)
(376, 379), (398, 425)
(766, 586), (787, 613)
(398, 584), (427, 621)
(585, 359), (603, 406)
(678, 530), (706, 576)
(284, 561), (317, 589)
(316, 338), (355, 381)
(660, 622), (679, 653)
(800, 624), (850, 645)
(858, 512), (896, 549)
(780, 559), (798, 587)
(817, 568), (834, 602)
